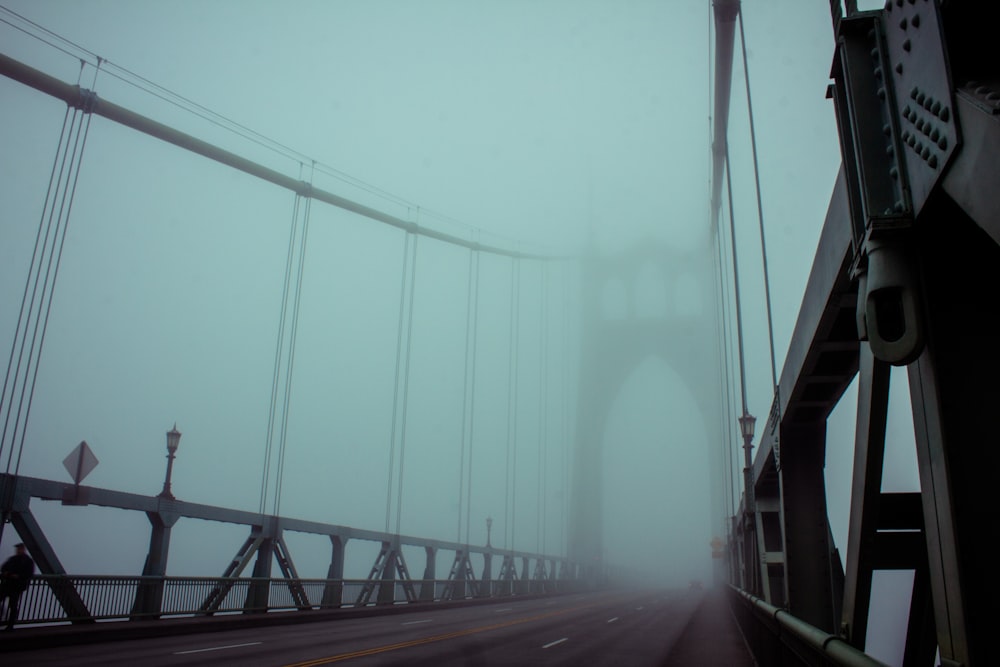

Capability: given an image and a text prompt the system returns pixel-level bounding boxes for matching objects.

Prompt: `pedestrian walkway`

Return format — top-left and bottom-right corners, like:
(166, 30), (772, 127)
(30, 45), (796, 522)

(661, 587), (754, 666)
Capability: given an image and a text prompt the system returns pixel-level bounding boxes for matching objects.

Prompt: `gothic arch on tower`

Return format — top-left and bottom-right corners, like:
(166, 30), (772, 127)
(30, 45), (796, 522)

(568, 238), (726, 577)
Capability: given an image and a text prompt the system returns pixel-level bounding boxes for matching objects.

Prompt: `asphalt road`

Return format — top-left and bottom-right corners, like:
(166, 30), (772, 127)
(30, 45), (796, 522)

(0, 588), (717, 666)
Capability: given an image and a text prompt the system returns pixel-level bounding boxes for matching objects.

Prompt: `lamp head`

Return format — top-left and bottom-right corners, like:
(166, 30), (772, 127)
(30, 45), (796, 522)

(166, 423), (182, 454)
(738, 413), (756, 440)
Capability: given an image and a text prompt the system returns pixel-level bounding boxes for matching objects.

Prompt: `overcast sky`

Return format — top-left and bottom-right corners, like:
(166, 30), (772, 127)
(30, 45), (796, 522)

(0, 2), (917, 659)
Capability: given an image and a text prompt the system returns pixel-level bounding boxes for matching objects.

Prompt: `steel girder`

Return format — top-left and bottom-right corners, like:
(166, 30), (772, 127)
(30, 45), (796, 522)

(731, 3), (1000, 665)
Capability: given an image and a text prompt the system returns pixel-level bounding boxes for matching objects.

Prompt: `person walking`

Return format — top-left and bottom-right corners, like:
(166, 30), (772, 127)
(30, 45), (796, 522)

(1, 543), (35, 630)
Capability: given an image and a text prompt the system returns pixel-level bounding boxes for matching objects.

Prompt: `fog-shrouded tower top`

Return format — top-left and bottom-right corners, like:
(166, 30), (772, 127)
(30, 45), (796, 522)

(567, 239), (725, 583)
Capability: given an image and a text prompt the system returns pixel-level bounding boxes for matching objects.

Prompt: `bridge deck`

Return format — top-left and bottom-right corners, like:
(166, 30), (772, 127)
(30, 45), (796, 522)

(0, 589), (753, 664)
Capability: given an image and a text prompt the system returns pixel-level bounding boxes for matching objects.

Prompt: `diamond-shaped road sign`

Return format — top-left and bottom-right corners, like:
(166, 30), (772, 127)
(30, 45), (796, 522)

(63, 440), (98, 484)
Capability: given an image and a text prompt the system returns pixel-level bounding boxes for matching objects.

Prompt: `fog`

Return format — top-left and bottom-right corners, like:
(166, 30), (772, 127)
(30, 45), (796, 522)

(0, 4), (919, 656)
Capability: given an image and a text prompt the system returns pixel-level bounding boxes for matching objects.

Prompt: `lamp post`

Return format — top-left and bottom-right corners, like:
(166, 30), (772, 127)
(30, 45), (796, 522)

(486, 516), (493, 548)
(738, 412), (756, 518)
(738, 411), (758, 593)
(159, 424), (181, 500)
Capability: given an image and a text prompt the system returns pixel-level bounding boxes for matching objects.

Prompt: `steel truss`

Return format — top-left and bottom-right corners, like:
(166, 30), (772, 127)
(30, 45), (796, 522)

(724, 2), (1000, 665)
(0, 473), (576, 622)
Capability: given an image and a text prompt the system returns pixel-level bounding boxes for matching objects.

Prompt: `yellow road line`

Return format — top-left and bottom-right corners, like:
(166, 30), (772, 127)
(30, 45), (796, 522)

(281, 602), (600, 666)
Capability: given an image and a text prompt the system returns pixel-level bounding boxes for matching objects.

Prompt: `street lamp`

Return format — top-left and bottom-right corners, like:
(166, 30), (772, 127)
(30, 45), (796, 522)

(159, 424), (181, 500)
(486, 516), (493, 548)
(738, 411), (756, 516)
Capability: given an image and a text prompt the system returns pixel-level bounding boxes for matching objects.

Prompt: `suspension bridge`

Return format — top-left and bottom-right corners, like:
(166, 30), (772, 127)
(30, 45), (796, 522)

(1, 1), (998, 665)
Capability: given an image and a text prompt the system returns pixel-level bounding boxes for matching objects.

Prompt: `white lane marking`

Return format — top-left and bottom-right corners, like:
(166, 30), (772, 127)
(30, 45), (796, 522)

(494, 607), (513, 613)
(543, 638), (569, 649)
(174, 642), (261, 655)
(402, 619), (433, 625)
(636, 606), (644, 611)
(607, 617), (619, 623)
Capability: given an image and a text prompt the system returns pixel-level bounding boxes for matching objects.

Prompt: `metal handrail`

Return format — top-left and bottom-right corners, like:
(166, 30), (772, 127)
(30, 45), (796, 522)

(7, 575), (579, 626)
(729, 586), (889, 667)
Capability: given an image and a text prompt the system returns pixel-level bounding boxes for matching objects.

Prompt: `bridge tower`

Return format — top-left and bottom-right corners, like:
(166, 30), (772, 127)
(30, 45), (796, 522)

(567, 239), (727, 582)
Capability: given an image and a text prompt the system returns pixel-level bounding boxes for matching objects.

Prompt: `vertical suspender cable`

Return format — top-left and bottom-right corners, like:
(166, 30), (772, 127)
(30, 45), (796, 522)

(737, 8), (778, 390)
(708, 0), (738, 526)
(394, 232), (419, 536)
(2, 91), (94, 474)
(457, 249), (474, 542)
(716, 196), (739, 521)
(10, 104), (94, 475)
(0, 106), (71, 467)
(464, 248), (480, 546)
(261, 191), (303, 514)
(385, 232), (412, 532)
(457, 247), (481, 543)
(725, 148), (749, 416)
(536, 263), (548, 554)
(561, 265), (569, 556)
(273, 174), (314, 518)
(505, 258), (521, 551)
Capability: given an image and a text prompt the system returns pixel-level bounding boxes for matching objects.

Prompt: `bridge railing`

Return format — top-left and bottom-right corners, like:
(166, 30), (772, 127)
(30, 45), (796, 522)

(9, 575), (580, 626)
(728, 586), (888, 667)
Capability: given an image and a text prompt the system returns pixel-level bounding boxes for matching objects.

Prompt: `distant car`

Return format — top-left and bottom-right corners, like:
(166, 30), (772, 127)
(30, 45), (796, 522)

(689, 579), (704, 590)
